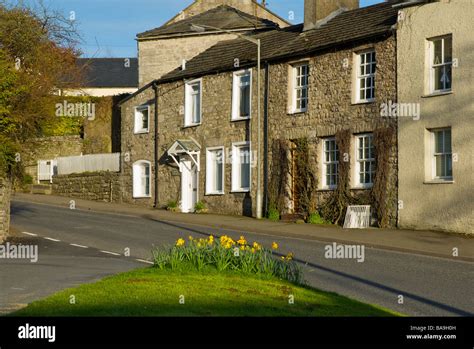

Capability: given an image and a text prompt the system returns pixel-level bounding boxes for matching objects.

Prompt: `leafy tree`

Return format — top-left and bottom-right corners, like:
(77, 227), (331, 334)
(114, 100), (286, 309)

(0, 1), (82, 176)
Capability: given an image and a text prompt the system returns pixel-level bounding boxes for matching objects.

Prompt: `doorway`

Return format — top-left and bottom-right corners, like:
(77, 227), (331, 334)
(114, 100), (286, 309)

(180, 159), (198, 213)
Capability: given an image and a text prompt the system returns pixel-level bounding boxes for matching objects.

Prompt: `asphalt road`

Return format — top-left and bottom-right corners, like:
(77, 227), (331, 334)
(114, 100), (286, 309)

(4, 200), (474, 316)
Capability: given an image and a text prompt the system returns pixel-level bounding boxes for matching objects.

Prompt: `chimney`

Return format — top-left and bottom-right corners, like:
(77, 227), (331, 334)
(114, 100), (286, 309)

(304, 0), (359, 31)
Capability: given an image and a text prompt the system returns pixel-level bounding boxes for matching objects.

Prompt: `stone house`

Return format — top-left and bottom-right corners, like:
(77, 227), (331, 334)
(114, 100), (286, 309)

(396, 0), (474, 234)
(120, 0), (401, 226)
(137, 1), (289, 86)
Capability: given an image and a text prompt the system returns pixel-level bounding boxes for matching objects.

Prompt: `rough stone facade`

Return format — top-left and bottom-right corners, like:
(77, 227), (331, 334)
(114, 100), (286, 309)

(52, 171), (121, 203)
(120, 86), (157, 207)
(139, 33), (237, 87)
(0, 177), (12, 242)
(267, 36), (399, 226)
(122, 34), (398, 225)
(22, 136), (83, 183)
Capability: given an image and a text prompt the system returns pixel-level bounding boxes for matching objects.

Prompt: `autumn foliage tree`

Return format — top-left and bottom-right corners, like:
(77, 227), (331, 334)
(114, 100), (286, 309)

(0, 1), (82, 176)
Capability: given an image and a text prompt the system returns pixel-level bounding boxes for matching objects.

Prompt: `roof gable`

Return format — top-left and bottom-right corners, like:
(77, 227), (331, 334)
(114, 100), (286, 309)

(137, 5), (279, 39)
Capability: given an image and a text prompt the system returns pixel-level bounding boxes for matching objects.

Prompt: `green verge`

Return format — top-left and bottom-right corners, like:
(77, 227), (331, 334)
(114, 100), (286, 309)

(9, 268), (401, 317)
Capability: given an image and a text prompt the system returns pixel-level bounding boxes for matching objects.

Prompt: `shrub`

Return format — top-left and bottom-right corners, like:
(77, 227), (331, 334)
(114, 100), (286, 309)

(22, 174), (33, 185)
(267, 205), (280, 222)
(194, 201), (208, 214)
(166, 200), (180, 212)
(307, 211), (329, 225)
(152, 235), (304, 285)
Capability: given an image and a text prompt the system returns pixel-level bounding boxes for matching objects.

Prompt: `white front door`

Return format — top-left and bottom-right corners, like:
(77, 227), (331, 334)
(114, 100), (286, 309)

(181, 160), (198, 213)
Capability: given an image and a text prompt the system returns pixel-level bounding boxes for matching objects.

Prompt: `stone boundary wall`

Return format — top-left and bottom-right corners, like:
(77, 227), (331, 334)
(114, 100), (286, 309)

(52, 171), (122, 203)
(0, 177), (12, 242)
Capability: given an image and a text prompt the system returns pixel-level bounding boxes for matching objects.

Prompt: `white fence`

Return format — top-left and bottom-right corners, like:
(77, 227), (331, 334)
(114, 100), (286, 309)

(56, 153), (120, 175)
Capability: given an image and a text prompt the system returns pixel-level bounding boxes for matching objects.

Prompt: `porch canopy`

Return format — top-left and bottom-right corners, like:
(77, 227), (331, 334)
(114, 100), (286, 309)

(167, 139), (201, 171)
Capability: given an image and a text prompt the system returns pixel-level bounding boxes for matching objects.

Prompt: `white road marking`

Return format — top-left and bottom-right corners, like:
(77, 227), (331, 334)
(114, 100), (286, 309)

(21, 232), (37, 237)
(136, 259), (154, 265)
(70, 244), (88, 249)
(44, 237), (60, 242)
(100, 250), (120, 256)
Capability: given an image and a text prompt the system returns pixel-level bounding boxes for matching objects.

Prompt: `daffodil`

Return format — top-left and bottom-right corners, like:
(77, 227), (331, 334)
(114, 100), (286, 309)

(251, 248), (256, 254)
(237, 236), (247, 245)
(271, 242), (279, 250)
(176, 238), (185, 247)
(252, 242), (261, 251)
(208, 235), (214, 245)
(286, 252), (293, 261)
(188, 236), (194, 241)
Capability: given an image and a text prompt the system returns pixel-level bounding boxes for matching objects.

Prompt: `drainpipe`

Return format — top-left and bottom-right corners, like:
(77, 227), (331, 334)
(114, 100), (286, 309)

(152, 81), (159, 208)
(263, 61), (270, 217)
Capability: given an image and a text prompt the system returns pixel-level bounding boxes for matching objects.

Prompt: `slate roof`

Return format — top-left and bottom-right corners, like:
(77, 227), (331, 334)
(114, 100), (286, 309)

(159, 1), (401, 83)
(137, 5), (279, 39)
(77, 58), (138, 88)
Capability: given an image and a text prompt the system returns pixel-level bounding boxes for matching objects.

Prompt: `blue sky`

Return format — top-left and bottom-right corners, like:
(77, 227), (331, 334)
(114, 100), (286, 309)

(19, 0), (384, 58)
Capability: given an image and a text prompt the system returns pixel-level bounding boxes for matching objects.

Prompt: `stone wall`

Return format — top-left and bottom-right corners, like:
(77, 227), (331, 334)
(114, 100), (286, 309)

(120, 86), (157, 207)
(22, 136), (83, 183)
(52, 172), (122, 203)
(0, 177), (12, 242)
(267, 35), (398, 226)
(122, 34), (398, 224)
(139, 33), (237, 87)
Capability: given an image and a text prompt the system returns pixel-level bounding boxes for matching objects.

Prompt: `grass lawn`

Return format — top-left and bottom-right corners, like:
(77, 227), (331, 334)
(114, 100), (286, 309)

(10, 267), (400, 317)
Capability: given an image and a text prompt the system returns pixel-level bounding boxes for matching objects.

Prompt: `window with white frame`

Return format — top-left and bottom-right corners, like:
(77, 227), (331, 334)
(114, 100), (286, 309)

(429, 35), (452, 93)
(134, 105), (149, 133)
(133, 160), (151, 198)
(355, 134), (375, 187)
(322, 138), (339, 189)
(356, 51), (376, 102)
(206, 147), (224, 194)
(185, 79), (202, 126)
(232, 70), (251, 120)
(431, 128), (452, 180)
(291, 63), (309, 113)
(232, 142), (251, 192)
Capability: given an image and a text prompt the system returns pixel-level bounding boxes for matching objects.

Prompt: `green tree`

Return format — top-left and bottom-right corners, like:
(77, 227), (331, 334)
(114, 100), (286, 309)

(0, 1), (82, 176)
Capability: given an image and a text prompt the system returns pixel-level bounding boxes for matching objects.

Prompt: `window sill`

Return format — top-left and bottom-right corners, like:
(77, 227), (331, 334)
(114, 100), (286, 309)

(182, 123), (201, 129)
(134, 130), (149, 135)
(231, 117), (251, 122)
(205, 192), (224, 196)
(287, 110), (307, 116)
(352, 99), (375, 106)
(422, 91), (453, 98)
(423, 179), (454, 184)
(133, 195), (151, 199)
(231, 189), (250, 194)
